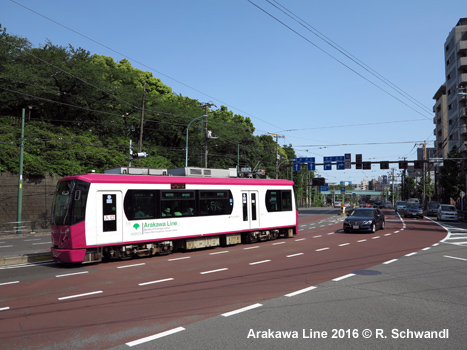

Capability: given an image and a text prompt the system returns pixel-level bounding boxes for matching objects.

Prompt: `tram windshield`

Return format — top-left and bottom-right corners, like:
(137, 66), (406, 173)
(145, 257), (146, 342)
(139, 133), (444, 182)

(51, 180), (89, 226)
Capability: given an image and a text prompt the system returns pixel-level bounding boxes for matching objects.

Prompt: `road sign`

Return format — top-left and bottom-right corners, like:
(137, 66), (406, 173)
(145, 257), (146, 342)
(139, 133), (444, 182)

(324, 161), (332, 170)
(293, 163), (301, 171)
(319, 184), (329, 191)
(324, 156), (345, 162)
(340, 186), (346, 193)
(293, 157), (315, 163)
(307, 163), (315, 171)
(336, 161), (345, 170)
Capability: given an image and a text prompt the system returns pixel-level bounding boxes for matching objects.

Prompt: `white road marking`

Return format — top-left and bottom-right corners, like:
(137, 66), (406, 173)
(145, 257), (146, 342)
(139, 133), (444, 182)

(249, 260), (271, 265)
(58, 291), (103, 301)
(405, 252), (417, 257)
(333, 273), (355, 281)
(117, 263), (146, 269)
(139, 278), (174, 286)
(383, 259), (398, 264)
(222, 303), (262, 317)
(285, 286), (317, 297)
(244, 246), (260, 250)
(315, 247), (329, 251)
(126, 327), (185, 347)
(200, 268), (228, 275)
(0, 281), (19, 286)
(167, 257), (191, 261)
(56, 271), (89, 278)
(286, 253), (304, 258)
(444, 255), (467, 261)
(209, 251), (229, 255)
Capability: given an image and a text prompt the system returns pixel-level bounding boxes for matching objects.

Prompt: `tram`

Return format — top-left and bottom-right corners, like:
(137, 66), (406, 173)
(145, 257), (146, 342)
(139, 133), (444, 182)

(50, 173), (298, 263)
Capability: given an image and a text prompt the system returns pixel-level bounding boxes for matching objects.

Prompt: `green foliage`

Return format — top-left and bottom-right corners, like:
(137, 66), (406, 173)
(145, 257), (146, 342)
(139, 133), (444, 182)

(0, 25), (297, 179)
(439, 146), (465, 202)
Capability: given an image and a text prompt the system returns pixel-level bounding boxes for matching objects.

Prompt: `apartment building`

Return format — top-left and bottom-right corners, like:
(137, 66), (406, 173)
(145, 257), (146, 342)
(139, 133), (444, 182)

(437, 18), (467, 156)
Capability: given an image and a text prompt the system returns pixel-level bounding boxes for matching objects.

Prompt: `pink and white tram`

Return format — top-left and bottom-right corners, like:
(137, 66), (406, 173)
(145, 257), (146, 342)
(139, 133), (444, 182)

(51, 173), (298, 264)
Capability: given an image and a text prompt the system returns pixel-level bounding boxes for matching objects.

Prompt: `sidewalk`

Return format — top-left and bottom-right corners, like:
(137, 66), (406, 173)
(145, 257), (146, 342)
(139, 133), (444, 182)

(0, 229), (52, 266)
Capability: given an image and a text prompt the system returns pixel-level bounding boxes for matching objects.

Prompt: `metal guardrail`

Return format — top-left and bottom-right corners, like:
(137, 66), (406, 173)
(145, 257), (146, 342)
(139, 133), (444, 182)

(0, 220), (50, 235)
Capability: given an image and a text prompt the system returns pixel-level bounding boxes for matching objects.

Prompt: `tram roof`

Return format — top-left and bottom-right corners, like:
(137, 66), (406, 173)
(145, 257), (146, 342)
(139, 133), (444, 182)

(60, 173), (294, 186)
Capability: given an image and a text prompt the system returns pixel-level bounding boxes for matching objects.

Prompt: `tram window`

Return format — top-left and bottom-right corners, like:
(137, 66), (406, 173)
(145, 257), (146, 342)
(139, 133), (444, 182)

(124, 190), (156, 220)
(199, 190), (233, 216)
(281, 191), (292, 211)
(103, 194), (117, 232)
(242, 193), (248, 221)
(161, 191), (196, 217)
(266, 190), (293, 212)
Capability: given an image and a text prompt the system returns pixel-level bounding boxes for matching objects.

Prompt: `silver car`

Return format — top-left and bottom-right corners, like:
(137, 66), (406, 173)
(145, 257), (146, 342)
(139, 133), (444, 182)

(395, 201), (406, 213)
(437, 205), (458, 222)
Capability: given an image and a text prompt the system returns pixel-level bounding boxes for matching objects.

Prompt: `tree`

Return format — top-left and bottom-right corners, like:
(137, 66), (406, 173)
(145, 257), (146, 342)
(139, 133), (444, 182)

(439, 146), (464, 203)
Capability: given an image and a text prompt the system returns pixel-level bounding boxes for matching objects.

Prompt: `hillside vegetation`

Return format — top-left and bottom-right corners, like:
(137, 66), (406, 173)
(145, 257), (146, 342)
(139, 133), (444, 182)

(0, 24), (297, 179)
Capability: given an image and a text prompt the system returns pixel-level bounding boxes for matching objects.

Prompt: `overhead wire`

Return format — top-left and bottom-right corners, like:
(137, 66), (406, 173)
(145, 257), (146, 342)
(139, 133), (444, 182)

(7, 0), (441, 166)
(8, 0), (286, 132)
(247, 0), (434, 122)
(267, 0), (434, 117)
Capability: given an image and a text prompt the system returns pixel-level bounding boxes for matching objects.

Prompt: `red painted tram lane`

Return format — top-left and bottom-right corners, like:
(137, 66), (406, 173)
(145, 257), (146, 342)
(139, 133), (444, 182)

(0, 213), (447, 350)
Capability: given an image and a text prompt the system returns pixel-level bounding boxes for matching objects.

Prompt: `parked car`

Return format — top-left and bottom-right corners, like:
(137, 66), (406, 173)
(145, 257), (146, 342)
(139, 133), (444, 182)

(437, 205), (458, 222)
(425, 201), (440, 216)
(404, 202), (424, 218)
(395, 201), (406, 213)
(385, 201), (393, 209)
(343, 208), (385, 233)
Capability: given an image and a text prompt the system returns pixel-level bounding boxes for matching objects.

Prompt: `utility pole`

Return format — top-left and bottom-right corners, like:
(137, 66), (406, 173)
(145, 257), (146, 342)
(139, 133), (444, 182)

(199, 102), (216, 168)
(17, 108), (25, 234)
(138, 82), (146, 153)
(268, 132), (285, 179)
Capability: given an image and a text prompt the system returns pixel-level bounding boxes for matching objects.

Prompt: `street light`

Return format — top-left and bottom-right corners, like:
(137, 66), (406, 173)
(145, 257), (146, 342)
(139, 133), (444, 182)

(185, 115), (207, 167)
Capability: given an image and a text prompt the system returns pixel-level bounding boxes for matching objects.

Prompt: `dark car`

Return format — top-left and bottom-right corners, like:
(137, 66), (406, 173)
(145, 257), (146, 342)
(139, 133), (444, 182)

(343, 208), (385, 233)
(404, 202), (424, 218)
(425, 201), (440, 216)
(373, 199), (384, 208)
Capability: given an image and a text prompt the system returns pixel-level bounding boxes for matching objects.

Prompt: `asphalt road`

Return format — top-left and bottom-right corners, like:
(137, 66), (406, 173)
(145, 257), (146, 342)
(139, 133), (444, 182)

(1, 209), (466, 349)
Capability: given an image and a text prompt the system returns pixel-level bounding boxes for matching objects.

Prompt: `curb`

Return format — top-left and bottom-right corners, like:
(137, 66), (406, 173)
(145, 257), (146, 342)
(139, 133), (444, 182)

(0, 252), (53, 267)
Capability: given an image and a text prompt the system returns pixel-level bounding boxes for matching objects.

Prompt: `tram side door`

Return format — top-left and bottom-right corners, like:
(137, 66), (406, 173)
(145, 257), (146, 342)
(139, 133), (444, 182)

(96, 191), (123, 244)
(241, 191), (260, 230)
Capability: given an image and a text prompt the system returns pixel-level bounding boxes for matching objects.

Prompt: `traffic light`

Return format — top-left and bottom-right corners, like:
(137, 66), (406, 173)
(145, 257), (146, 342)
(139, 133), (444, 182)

(380, 161), (389, 169)
(312, 177), (326, 186)
(363, 162), (371, 170)
(356, 154), (362, 169)
(399, 161), (408, 169)
(414, 161), (423, 169)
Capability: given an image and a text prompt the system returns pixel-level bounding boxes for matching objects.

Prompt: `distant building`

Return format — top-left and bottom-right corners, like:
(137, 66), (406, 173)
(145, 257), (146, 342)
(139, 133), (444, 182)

(433, 84), (449, 158)
(435, 18), (467, 156)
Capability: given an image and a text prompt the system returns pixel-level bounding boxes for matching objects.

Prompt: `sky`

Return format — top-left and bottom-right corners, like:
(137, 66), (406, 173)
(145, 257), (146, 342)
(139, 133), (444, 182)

(1, 0), (464, 184)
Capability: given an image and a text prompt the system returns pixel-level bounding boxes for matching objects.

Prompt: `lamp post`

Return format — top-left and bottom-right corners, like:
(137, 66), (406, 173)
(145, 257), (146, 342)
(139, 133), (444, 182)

(185, 115), (207, 167)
